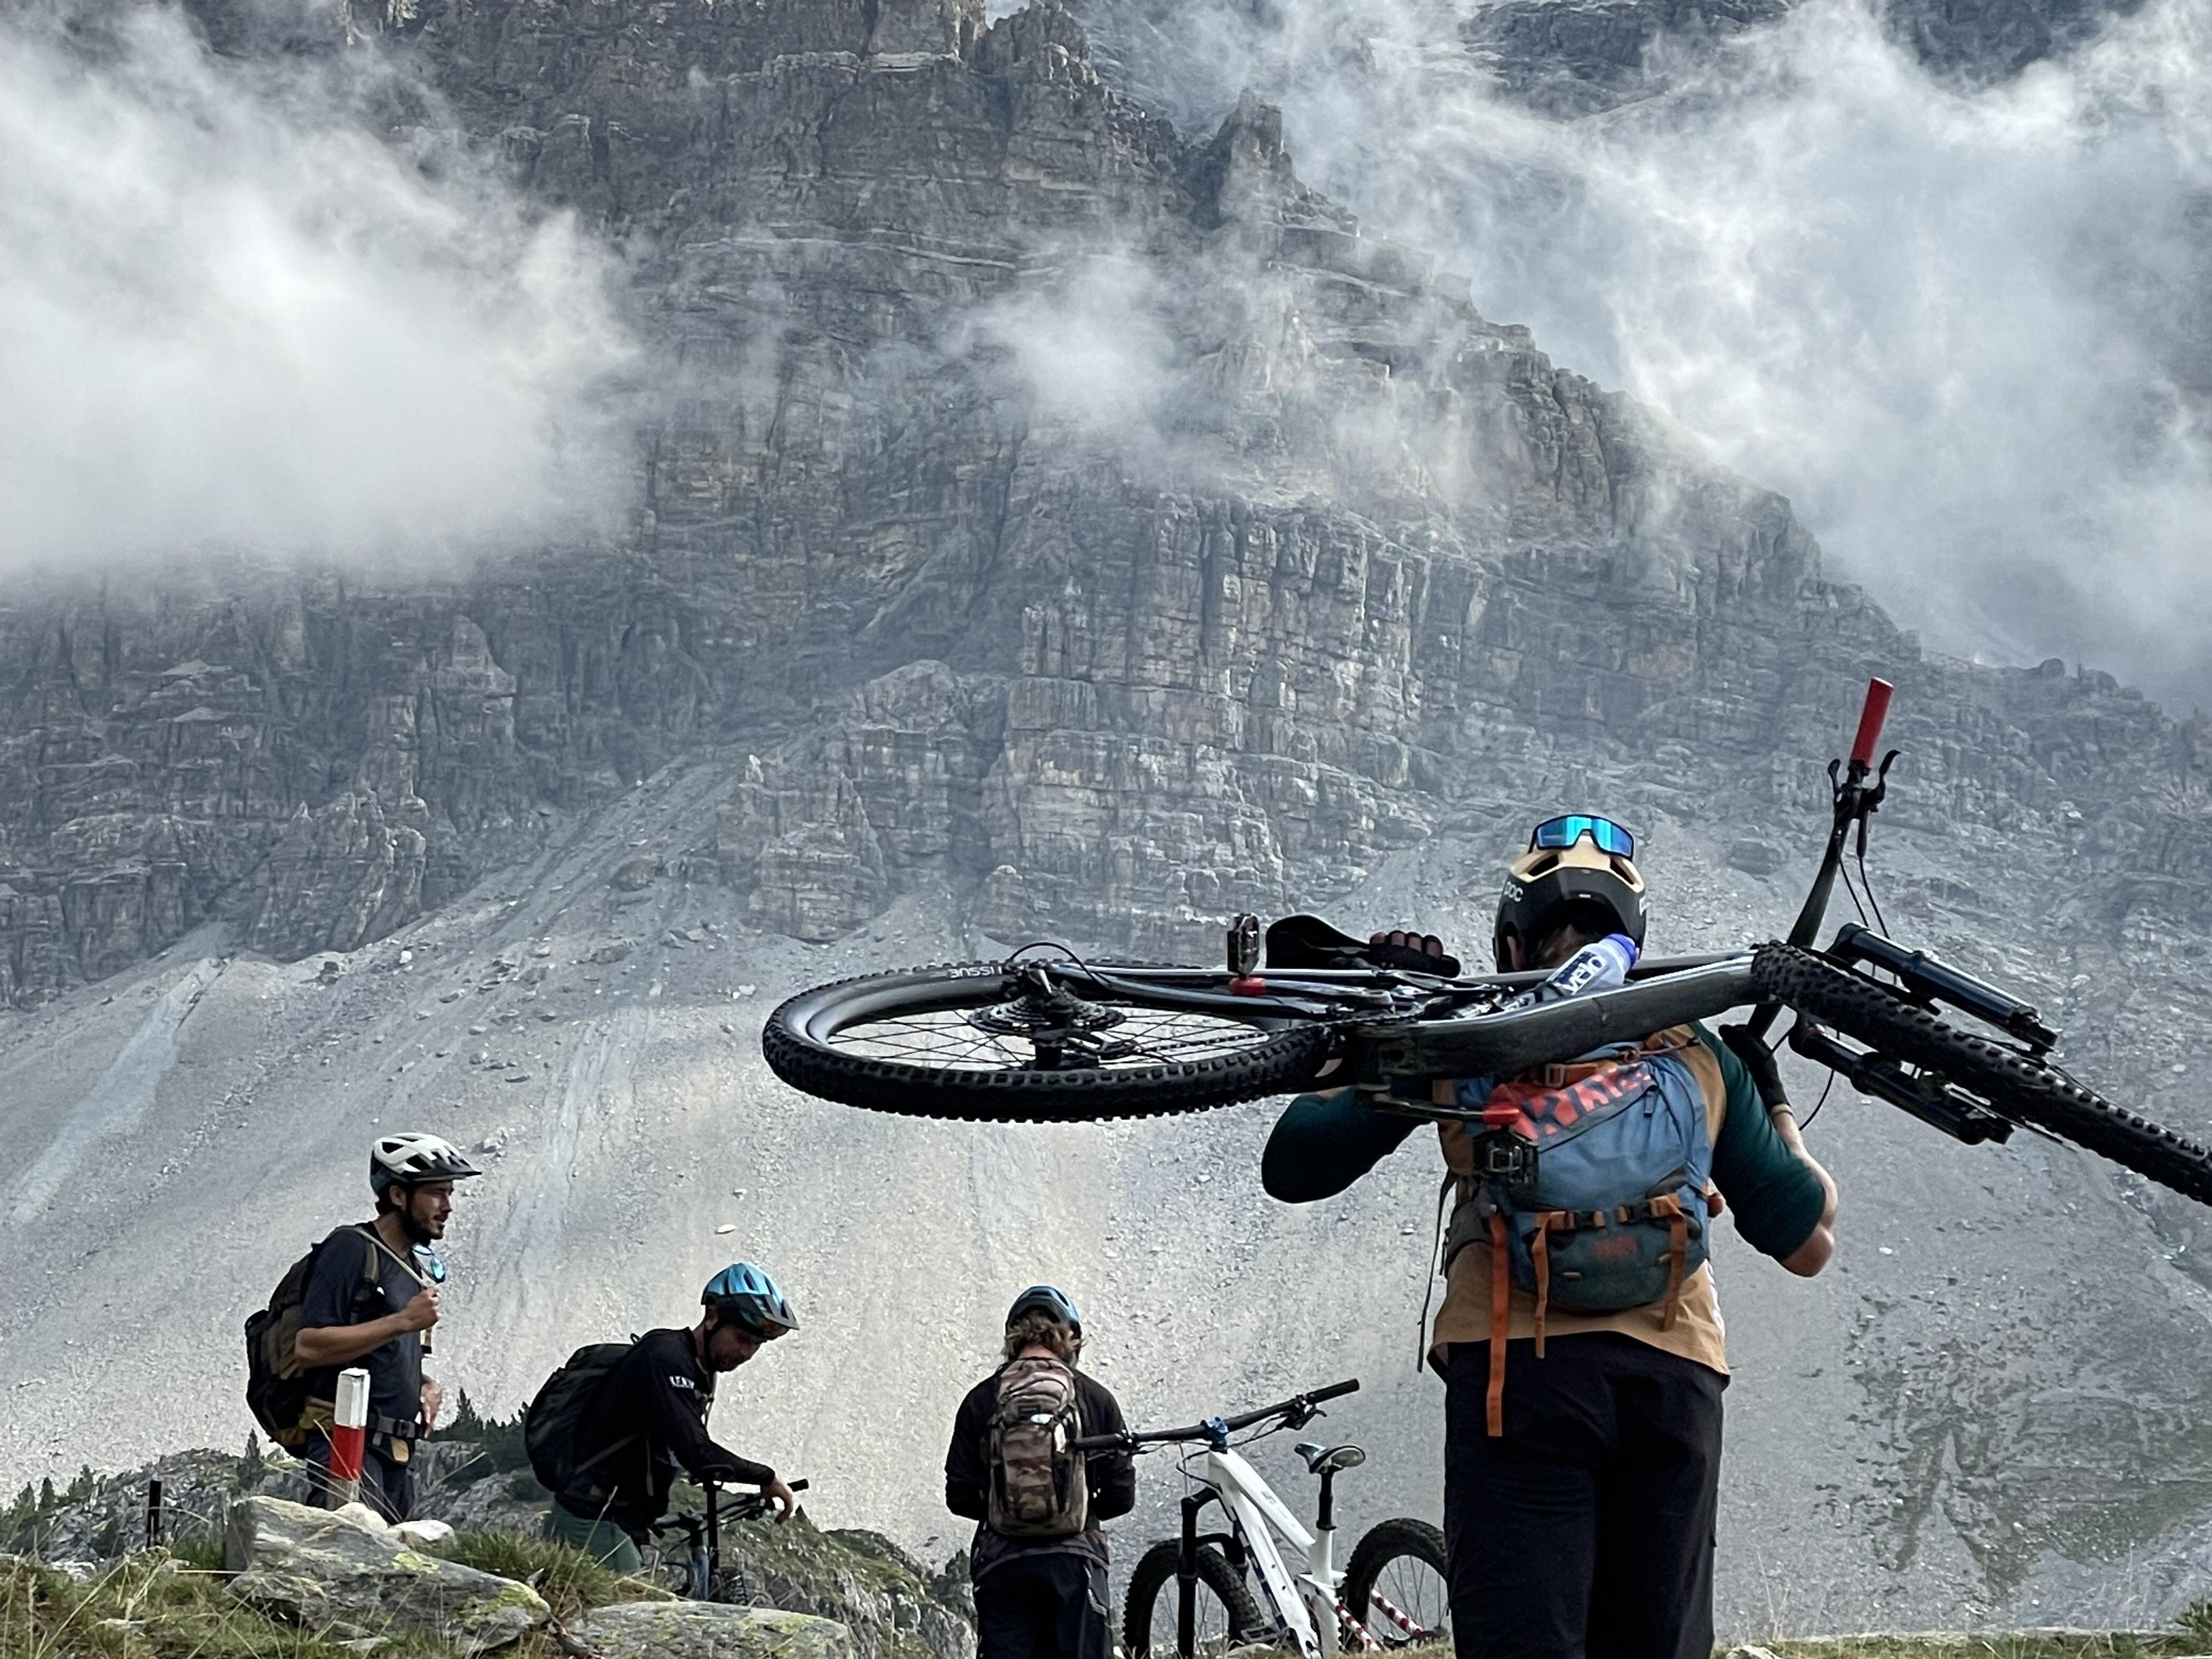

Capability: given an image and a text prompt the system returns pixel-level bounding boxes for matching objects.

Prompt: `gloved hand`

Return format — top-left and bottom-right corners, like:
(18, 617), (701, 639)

(1719, 1023), (1787, 1108)
(1364, 929), (1463, 977)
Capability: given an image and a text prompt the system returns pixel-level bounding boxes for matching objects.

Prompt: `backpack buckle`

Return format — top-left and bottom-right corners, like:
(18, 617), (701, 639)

(1474, 1130), (1537, 1190)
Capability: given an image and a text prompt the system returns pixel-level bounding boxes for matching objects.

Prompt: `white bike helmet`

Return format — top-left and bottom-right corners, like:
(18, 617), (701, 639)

(370, 1132), (482, 1199)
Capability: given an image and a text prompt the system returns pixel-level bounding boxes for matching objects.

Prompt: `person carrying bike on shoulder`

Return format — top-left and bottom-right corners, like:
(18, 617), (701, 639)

(546, 1263), (800, 1571)
(294, 1133), (478, 1521)
(945, 1286), (1135, 1659)
(1262, 814), (1839, 1659)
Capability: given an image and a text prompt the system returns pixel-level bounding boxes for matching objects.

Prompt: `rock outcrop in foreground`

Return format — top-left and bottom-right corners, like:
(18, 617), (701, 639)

(225, 1496), (552, 1654)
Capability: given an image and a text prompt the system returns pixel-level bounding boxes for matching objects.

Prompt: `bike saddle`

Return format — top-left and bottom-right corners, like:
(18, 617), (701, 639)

(1293, 1441), (1367, 1474)
(1265, 915), (1462, 978)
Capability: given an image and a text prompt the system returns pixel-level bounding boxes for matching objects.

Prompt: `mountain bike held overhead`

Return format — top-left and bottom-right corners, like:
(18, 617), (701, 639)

(763, 675), (2212, 1658)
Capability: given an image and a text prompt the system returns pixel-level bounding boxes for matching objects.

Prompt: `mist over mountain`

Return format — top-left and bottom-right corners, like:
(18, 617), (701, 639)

(1065, 0), (2212, 707)
(2, 0), (2212, 1640)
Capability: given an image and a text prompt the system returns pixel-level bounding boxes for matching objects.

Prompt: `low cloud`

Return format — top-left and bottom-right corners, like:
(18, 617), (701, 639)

(1076, 0), (2212, 702)
(0, 4), (640, 571)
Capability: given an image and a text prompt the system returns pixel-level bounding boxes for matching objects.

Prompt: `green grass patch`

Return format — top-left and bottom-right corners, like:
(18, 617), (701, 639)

(0, 1550), (417, 1659)
(430, 1530), (668, 1621)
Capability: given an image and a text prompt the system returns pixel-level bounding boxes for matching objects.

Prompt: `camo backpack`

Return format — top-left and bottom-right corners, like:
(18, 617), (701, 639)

(986, 1355), (1087, 1539)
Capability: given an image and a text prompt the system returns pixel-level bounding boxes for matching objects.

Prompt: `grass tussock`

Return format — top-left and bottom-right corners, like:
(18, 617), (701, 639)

(0, 1550), (421, 1659)
(429, 1530), (668, 1621)
(0, 1536), (663, 1659)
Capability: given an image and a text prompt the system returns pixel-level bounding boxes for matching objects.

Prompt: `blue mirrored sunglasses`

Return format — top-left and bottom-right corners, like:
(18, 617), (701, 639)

(413, 1244), (448, 1284)
(1530, 815), (1636, 859)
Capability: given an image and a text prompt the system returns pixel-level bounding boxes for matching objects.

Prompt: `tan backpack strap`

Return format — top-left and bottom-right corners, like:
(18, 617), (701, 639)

(1487, 1211), (1510, 1438)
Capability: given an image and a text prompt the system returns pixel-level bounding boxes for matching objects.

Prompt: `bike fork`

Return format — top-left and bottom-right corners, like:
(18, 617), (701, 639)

(1179, 1493), (1205, 1658)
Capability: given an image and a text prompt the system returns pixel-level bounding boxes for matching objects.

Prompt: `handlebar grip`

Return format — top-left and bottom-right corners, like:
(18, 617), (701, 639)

(1849, 678), (1894, 769)
(789, 1479), (810, 1493)
(1306, 1379), (1359, 1404)
(1069, 1435), (1131, 1454)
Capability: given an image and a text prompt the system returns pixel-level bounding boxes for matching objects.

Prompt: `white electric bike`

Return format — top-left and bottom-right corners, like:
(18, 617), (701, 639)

(1076, 1379), (1448, 1659)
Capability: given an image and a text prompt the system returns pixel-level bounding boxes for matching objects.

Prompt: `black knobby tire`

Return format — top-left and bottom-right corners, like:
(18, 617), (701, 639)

(1753, 944), (2212, 1207)
(763, 964), (1333, 1122)
(1124, 1540), (1268, 1659)
(1340, 1517), (1449, 1649)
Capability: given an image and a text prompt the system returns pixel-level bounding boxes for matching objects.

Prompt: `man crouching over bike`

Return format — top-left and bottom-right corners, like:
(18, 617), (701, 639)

(1262, 815), (1838, 1659)
(945, 1287), (1135, 1659)
(545, 1263), (800, 1571)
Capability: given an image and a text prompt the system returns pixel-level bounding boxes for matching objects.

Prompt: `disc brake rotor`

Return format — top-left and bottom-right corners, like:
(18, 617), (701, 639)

(966, 968), (1130, 1066)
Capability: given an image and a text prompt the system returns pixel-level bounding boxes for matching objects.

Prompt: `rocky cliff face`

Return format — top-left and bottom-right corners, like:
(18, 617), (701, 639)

(5, 0), (2198, 1002)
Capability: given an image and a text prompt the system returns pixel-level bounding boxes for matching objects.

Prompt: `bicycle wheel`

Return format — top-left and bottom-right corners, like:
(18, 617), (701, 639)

(1340, 1518), (1448, 1649)
(636, 1539), (707, 1599)
(1124, 1541), (1267, 1659)
(764, 963), (1332, 1121)
(1753, 944), (2212, 1207)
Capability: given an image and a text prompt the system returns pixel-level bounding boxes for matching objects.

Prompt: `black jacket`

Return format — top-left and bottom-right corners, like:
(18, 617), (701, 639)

(945, 1363), (1136, 1578)
(558, 1328), (776, 1536)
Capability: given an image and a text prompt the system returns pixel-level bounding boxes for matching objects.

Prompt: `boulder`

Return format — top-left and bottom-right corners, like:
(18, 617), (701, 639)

(223, 1496), (548, 1653)
(578, 1601), (856, 1659)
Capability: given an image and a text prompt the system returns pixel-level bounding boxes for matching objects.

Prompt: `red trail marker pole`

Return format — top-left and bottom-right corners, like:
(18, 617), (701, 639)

(329, 1367), (370, 1508)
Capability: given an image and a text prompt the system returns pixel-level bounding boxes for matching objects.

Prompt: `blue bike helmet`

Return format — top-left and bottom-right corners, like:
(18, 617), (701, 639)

(1006, 1285), (1081, 1336)
(703, 1262), (799, 1339)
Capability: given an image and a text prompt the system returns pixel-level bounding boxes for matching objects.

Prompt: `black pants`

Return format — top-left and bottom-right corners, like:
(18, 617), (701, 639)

(306, 1432), (417, 1523)
(1444, 1335), (1724, 1659)
(973, 1551), (1109, 1659)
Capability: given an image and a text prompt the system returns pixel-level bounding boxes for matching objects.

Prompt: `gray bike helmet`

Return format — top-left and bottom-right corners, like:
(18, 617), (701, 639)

(1006, 1285), (1081, 1336)
(369, 1132), (482, 1199)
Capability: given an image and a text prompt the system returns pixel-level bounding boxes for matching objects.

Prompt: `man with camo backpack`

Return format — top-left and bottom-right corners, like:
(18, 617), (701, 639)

(944, 1287), (1135, 1659)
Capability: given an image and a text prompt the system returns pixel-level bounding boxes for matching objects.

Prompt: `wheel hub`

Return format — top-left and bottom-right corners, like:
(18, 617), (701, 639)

(967, 967), (1131, 1067)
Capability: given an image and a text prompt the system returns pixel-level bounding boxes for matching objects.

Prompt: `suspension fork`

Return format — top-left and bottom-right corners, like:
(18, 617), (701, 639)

(706, 1481), (721, 1590)
(1178, 1491), (1214, 1657)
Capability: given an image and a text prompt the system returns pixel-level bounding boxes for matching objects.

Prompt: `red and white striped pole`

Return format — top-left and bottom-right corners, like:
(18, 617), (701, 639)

(329, 1367), (370, 1508)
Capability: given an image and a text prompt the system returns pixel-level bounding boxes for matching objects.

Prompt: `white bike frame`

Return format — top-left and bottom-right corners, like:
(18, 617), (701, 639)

(1177, 1447), (1370, 1659)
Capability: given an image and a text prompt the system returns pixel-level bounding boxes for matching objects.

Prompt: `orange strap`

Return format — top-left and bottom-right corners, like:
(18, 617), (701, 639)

(1531, 1213), (1568, 1360)
(1487, 1212), (1509, 1437)
(1654, 1194), (1688, 1331)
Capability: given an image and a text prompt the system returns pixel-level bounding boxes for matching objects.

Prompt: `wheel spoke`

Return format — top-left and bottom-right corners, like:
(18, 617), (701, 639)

(827, 999), (1281, 1074)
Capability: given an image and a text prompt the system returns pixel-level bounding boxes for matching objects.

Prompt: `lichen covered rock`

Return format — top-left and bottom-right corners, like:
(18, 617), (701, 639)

(222, 1494), (549, 1652)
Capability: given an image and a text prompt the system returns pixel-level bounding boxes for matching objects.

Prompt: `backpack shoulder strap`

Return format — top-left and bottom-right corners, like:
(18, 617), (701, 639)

(343, 1224), (432, 1291)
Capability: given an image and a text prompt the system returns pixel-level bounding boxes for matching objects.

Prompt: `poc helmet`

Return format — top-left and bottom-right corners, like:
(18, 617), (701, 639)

(703, 1262), (799, 1339)
(369, 1133), (482, 1200)
(1005, 1285), (1081, 1336)
(1494, 814), (1647, 972)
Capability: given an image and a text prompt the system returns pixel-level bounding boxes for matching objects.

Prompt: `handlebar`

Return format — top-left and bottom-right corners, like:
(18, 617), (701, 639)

(653, 1478), (809, 1535)
(1070, 1379), (1358, 1453)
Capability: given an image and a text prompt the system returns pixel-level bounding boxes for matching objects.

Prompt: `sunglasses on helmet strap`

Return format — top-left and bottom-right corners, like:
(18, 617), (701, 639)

(1528, 815), (1636, 859)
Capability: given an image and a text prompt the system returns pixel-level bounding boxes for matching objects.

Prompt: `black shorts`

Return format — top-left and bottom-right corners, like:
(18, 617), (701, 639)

(1443, 1334), (1725, 1659)
(972, 1550), (1109, 1659)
